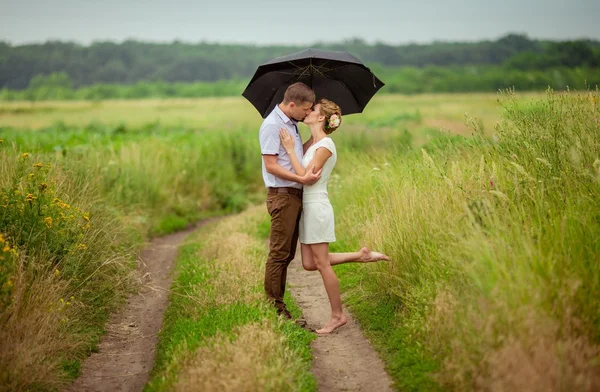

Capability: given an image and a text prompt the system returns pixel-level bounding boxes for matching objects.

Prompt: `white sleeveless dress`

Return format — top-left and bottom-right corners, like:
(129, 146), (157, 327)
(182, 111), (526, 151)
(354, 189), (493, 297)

(299, 137), (337, 244)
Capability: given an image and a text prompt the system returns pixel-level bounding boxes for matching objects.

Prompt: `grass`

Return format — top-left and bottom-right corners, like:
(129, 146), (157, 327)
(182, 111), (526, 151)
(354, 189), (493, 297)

(146, 206), (315, 392)
(324, 89), (600, 391)
(1, 90), (598, 391)
(0, 93), (537, 133)
(0, 150), (137, 391)
(0, 122), (269, 389)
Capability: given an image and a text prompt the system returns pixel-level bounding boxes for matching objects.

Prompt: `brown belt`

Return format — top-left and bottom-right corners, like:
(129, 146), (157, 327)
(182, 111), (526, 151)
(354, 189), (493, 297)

(267, 187), (303, 197)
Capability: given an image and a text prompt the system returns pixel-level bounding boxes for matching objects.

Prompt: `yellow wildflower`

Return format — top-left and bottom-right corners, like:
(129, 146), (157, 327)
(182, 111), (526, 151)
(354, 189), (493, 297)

(44, 217), (53, 228)
(28, 173), (35, 179)
(78, 244), (87, 250)
(33, 162), (43, 168)
(26, 193), (35, 202)
(0, 139), (3, 143)
(6, 280), (12, 288)
(39, 182), (48, 192)
(54, 269), (60, 277)
(2, 245), (10, 253)
(0, 234), (4, 243)
(21, 153), (29, 159)
(83, 213), (90, 221)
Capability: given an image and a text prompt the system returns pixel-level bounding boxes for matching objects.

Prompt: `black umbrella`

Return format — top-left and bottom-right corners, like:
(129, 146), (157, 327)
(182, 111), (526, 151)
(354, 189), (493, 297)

(242, 48), (385, 118)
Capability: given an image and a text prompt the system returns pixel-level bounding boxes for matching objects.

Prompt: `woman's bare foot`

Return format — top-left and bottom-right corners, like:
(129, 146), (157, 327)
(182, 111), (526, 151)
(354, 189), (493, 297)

(358, 247), (390, 262)
(316, 315), (348, 334)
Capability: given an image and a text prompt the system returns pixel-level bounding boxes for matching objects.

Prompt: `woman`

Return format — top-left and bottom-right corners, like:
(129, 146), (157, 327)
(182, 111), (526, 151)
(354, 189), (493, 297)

(279, 99), (389, 334)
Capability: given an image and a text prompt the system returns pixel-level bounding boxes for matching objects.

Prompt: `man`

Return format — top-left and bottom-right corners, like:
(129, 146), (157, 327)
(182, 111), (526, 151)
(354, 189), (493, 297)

(259, 82), (320, 319)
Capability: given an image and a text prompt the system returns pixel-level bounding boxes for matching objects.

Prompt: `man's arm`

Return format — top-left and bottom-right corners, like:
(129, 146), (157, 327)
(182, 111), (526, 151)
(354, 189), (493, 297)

(263, 155), (321, 185)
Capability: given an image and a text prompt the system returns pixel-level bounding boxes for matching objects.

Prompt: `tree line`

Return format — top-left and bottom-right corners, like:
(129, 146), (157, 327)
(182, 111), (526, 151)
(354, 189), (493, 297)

(1, 34), (599, 90)
(1, 66), (598, 101)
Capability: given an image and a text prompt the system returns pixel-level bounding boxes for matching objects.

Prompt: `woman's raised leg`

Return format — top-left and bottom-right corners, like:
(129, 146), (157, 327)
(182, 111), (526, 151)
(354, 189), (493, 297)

(329, 247), (390, 264)
(300, 244), (389, 272)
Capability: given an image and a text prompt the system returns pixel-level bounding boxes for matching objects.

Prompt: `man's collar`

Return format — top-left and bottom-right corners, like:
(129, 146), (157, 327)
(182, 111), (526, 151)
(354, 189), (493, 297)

(274, 105), (297, 125)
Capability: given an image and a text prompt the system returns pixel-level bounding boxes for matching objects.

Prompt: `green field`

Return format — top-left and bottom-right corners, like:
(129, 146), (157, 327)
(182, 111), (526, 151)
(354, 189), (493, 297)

(1, 91), (599, 391)
(0, 93), (516, 131)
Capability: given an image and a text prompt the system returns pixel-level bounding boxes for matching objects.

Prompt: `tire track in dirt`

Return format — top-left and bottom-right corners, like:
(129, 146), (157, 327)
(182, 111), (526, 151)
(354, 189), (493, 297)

(66, 220), (215, 392)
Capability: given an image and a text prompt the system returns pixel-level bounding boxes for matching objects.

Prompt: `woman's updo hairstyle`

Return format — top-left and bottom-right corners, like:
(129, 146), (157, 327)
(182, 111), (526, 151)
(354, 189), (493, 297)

(318, 99), (342, 134)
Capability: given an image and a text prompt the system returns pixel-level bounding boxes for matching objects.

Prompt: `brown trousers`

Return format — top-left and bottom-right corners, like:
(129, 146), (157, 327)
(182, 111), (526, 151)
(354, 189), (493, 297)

(264, 190), (302, 312)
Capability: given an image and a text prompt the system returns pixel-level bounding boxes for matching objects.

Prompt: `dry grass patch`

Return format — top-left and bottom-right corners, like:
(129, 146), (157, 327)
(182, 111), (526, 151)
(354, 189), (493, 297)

(433, 302), (600, 392)
(0, 255), (79, 391)
(174, 320), (300, 392)
(184, 206), (266, 309)
(478, 331), (600, 392)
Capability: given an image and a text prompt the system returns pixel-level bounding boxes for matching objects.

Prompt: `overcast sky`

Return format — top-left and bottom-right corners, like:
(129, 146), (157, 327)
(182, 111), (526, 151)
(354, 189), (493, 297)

(1, 0), (599, 46)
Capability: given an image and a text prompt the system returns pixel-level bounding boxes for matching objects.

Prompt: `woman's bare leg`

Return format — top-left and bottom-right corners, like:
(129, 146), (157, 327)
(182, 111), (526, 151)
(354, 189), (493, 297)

(330, 247), (390, 264)
(300, 243), (317, 271)
(310, 242), (347, 334)
(300, 244), (389, 272)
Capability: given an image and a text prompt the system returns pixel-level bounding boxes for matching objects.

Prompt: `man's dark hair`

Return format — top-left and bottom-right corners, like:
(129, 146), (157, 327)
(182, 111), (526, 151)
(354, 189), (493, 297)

(283, 82), (315, 105)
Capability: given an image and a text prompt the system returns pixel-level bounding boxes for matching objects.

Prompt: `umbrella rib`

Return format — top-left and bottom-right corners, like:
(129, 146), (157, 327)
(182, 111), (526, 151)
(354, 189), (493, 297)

(271, 60), (340, 79)
(285, 60), (337, 77)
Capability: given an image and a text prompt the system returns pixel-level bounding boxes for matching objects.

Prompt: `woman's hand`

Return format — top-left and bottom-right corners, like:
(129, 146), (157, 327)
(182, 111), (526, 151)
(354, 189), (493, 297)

(279, 128), (295, 153)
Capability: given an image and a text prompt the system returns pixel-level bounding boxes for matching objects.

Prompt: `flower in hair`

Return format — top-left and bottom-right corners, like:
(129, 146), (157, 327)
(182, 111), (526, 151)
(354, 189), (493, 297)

(328, 114), (341, 128)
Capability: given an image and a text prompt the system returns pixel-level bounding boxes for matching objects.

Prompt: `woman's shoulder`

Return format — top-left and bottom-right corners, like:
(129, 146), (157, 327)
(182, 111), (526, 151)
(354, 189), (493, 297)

(323, 137), (336, 148)
(316, 136), (335, 145)
(315, 137), (336, 154)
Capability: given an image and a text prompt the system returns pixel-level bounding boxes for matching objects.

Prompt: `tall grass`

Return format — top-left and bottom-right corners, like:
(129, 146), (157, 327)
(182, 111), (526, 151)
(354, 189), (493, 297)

(0, 149), (135, 390)
(328, 90), (600, 390)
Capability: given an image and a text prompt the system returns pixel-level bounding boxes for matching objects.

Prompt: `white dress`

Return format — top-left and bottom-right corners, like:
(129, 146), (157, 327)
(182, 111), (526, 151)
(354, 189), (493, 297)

(299, 137), (337, 244)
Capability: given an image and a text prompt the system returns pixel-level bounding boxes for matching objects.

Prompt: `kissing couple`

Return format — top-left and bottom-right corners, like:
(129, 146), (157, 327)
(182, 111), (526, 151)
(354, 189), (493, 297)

(259, 82), (389, 334)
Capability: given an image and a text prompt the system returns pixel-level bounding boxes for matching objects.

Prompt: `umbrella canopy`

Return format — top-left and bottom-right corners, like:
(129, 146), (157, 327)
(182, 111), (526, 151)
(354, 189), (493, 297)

(242, 48), (385, 118)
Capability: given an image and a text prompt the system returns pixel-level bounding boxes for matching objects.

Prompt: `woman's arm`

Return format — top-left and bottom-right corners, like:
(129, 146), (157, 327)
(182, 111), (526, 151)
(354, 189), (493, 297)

(263, 155), (321, 185)
(280, 129), (332, 176)
(287, 147), (331, 177)
(305, 148), (332, 173)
